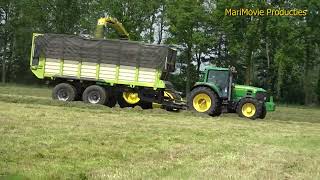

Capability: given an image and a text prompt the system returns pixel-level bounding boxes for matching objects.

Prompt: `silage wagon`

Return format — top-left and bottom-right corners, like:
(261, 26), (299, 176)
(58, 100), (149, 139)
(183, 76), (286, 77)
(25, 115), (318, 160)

(30, 33), (184, 110)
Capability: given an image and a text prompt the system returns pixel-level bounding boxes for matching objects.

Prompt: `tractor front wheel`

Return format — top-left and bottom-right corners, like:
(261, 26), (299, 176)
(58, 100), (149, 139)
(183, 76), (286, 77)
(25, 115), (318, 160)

(188, 87), (221, 116)
(237, 98), (262, 120)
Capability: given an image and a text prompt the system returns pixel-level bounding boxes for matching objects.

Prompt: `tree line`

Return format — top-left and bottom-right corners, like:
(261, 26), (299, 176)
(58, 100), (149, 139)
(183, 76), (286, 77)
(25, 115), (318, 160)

(0, 0), (319, 105)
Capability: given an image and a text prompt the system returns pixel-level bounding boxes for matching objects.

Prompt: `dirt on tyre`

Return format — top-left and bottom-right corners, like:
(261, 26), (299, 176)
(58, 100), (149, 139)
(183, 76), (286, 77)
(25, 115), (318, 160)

(237, 98), (262, 120)
(188, 87), (221, 116)
(52, 83), (77, 102)
(82, 85), (107, 105)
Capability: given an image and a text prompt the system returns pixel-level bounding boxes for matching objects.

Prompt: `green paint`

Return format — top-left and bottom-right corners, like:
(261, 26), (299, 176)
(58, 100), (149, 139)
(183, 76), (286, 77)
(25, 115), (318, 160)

(134, 67), (139, 84)
(60, 59), (64, 76)
(265, 96), (276, 112)
(77, 61), (82, 78)
(30, 34), (45, 79)
(96, 63), (100, 79)
(115, 65), (120, 84)
(232, 85), (266, 102)
(31, 56), (46, 79)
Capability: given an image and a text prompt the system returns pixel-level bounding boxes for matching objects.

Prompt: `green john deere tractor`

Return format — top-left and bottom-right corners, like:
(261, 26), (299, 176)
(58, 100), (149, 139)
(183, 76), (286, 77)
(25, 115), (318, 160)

(188, 66), (275, 119)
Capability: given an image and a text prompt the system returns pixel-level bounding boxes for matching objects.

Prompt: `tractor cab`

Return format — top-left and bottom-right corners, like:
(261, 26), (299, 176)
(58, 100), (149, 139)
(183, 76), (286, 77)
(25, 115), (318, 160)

(198, 66), (232, 100)
(205, 67), (231, 99)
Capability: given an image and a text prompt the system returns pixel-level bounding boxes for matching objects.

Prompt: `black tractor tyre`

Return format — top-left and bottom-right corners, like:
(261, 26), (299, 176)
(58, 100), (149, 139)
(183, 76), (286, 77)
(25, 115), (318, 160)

(106, 95), (117, 108)
(188, 87), (220, 116)
(139, 101), (153, 109)
(73, 85), (84, 101)
(237, 98), (263, 120)
(52, 83), (77, 102)
(210, 106), (222, 117)
(259, 105), (267, 119)
(82, 85), (107, 105)
(164, 106), (180, 112)
(104, 89), (117, 108)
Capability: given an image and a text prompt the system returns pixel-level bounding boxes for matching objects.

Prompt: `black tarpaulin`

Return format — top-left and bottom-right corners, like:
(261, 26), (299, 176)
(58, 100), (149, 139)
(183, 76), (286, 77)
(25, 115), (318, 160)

(34, 33), (176, 71)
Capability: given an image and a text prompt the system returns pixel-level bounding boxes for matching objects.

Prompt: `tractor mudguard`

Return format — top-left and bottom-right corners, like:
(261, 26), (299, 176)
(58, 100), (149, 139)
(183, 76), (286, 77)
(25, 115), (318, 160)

(191, 82), (222, 98)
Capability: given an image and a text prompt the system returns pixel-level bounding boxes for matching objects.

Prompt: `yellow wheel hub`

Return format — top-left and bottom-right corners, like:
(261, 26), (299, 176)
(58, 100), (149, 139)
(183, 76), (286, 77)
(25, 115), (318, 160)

(242, 103), (256, 118)
(123, 92), (140, 104)
(193, 93), (212, 112)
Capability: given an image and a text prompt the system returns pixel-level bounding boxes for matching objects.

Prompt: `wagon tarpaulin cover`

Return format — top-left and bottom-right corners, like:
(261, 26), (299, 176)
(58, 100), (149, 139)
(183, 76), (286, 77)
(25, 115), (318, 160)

(33, 33), (176, 72)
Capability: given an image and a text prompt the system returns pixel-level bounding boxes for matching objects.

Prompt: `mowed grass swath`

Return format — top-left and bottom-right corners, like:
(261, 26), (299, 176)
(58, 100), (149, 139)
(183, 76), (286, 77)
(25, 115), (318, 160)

(0, 84), (319, 179)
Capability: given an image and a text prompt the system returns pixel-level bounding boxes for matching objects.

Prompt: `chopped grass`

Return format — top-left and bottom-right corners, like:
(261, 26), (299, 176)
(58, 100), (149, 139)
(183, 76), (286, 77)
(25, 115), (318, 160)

(0, 84), (319, 179)
(0, 83), (51, 100)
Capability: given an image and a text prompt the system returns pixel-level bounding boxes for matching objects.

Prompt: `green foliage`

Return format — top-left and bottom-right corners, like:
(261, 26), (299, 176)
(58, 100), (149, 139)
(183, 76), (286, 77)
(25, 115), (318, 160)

(169, 64), (199, 96)
(166, 0), (211, 96)
(90, 0), (162, 41)
(317, 71), (320, 102)
(0, 0), (319, 105)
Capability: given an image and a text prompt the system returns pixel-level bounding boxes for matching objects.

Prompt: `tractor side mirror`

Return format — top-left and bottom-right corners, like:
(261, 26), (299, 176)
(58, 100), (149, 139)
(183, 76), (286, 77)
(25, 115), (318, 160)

(199, 72), (205, 81)
(229, 66), (237, 74)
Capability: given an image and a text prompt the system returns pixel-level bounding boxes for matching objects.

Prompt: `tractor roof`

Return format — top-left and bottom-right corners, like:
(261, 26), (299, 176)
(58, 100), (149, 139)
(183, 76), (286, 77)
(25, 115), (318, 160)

(204, 66), (229, 71)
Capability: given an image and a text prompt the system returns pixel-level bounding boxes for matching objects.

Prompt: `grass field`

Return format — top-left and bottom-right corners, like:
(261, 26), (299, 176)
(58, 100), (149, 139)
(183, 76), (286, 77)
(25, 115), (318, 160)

(0, 84), (319, 179)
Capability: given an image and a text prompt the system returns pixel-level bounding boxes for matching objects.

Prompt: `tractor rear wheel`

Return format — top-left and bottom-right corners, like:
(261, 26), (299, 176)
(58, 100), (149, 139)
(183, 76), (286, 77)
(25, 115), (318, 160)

(82, 85), (107, 105)
(259, 105), (267, 119)
(52, 83), (77, 102)
(210, 107), (222, 117)
(188, 87), (221, 116)
(139, 101), (153, 109)
(237, 98), (262, 120)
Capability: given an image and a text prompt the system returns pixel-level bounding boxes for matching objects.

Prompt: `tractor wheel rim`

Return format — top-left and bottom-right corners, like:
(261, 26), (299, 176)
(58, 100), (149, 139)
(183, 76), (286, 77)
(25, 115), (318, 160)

(123, 92), (140, 104)
(242, 103), (256, 117)
(193, 93), (212, 112)
(88, 91), (101, 104)
(57, 89), (69, 101)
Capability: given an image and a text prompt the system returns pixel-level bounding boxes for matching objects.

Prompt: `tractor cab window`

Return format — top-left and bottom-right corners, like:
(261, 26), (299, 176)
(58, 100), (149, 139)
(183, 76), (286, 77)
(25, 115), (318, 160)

(207, 70), (229, 96)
